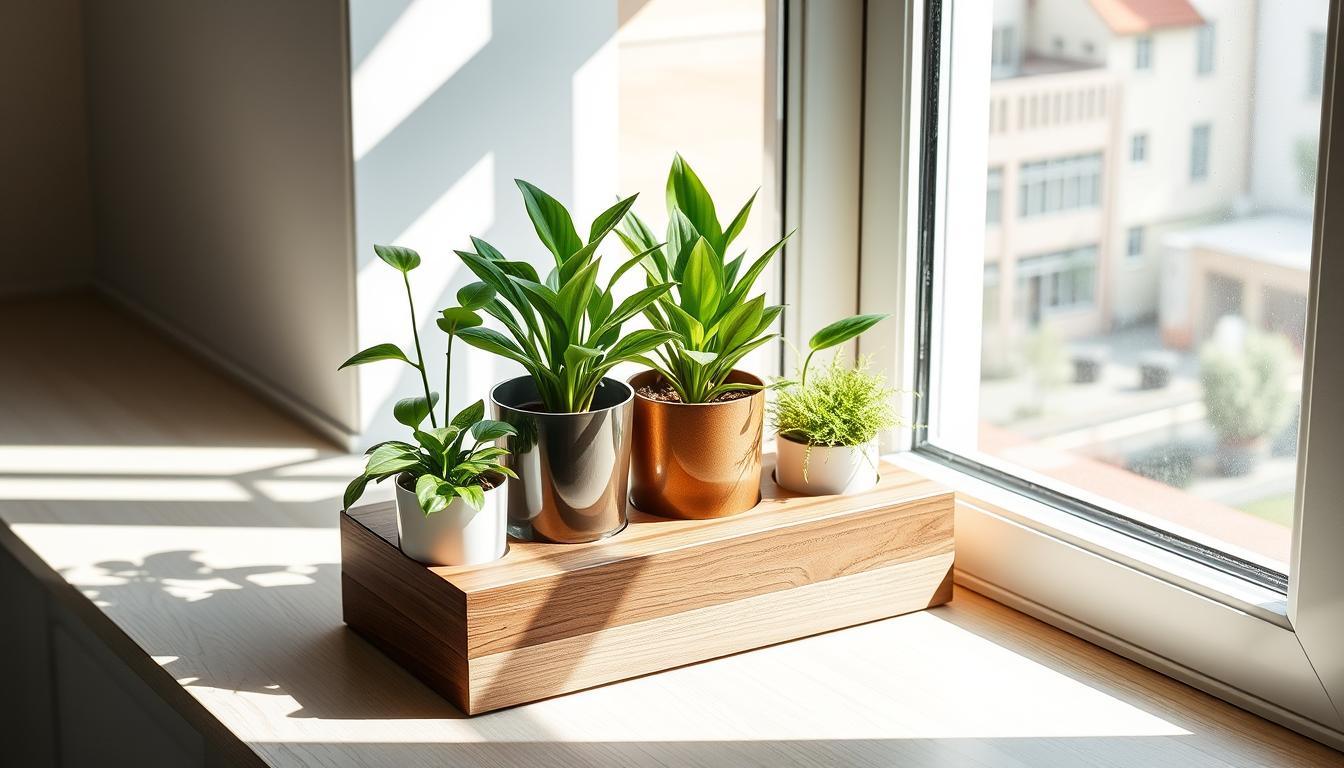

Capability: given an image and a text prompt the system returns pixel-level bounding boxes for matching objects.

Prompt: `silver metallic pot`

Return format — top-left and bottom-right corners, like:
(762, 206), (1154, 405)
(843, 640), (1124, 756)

(489, 376), (633, 543)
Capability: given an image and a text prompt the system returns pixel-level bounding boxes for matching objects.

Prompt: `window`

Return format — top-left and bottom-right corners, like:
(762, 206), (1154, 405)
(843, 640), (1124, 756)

(1309, 30), (1326, 97)
(1015, 246), (1097, 323)
(1126, 226), (1144, 260)
(1135, 35), (1152, 70)
(1018, 154), (1102, 217)
(1196, 23), (1216, 75)
(986, 166), (1003, 224)
(911, 0), (1322, 585)
(852, 0), (1344, 738)
(1130, 133), (1148, 163)
(1190, 123), (1211, 181)
(992, 25), (1017, 77)
(616, 0), (781, 376)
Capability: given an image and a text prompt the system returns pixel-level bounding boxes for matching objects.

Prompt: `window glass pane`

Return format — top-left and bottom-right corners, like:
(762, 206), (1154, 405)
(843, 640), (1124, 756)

(938, 1), (1326, 574)
(615, 0), (777, 373)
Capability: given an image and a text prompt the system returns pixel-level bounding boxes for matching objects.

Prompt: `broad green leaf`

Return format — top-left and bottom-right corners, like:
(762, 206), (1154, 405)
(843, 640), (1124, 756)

(415, 474), (450, 513)
(454, 484), (486, 511)
(468, 446), (510, 462)
(516, 179), (583, 262)
(512, 278), (569, 342)
(469, 236), (506, 262)
(557, 259), (601, 332)
(363, 439), (413, 456)
(605, 329), (680, 365)
(365, 451), (420, 477)
(343, 475), (371, 510)
(666, 154), (722, 250)
(373, 244), (421, 272)
(470, 419), (518, 442)
(681, 238), (723, 322)
(451, 400), (485, 430)
(456, 281), (496, 310)
(721, 190), (757, 251)
(437, 307), (482, 334)
(619, 207), (661, 253)
(666, 208), (700, 280)
(595, 282), (677, 340)
(609, 242), (666, 291)
(718, 294), (766, 351)
(809, 313), (890, 351)
(663, 303), (706, 348)
(588, 194), (639, 244)
(338, 343), (411, 370)
(587, 288), (614, 328)
(393, 392), (440, 428)
(455, 327), (533, 367)
(564, 343), (604, 371)
(725, 230), (792, 307)
(683, 350), (718, 366)
(722, 251), (745, 290)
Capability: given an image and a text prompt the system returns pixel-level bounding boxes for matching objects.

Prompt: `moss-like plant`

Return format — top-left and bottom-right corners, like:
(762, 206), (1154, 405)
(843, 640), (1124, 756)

(1200, 331), (1294, 444)
(771, 355), (898, 448)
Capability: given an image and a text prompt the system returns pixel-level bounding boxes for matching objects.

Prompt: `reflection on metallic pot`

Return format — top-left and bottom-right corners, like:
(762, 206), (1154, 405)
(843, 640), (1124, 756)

(490, 376), (633, 543)
(628, 369), (764, 519)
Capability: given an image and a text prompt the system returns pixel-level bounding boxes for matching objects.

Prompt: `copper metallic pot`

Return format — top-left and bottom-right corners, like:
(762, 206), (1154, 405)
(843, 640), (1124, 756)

(628, 369), (764, 519)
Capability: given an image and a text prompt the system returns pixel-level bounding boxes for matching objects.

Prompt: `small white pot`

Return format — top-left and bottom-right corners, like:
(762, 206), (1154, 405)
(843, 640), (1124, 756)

(394, 473), (507, 566)
(775, 435), (880, 496)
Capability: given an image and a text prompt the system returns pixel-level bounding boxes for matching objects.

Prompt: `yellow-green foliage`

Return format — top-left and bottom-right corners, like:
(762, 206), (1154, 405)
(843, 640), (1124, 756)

(771, 355), (897, 447)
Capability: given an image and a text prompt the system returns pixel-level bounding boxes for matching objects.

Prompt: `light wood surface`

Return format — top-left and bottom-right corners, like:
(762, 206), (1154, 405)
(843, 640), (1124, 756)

(3, 295), (1343, 767)
(341, 467), (954, 713)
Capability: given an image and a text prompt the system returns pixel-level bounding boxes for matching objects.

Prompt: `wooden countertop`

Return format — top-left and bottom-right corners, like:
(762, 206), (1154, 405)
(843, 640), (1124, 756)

(2, 295), (1340, 767)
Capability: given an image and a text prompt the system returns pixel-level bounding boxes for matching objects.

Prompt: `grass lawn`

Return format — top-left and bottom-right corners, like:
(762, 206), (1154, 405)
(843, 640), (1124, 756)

(1237, 493), (1295, 527)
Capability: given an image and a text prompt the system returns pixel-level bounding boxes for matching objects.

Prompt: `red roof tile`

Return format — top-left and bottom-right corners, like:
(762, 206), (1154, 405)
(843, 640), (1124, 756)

(1088, 0), (1205, 34)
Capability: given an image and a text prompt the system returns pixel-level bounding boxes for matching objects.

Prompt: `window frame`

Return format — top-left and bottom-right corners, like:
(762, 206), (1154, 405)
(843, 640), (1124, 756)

(820, 0), (1344, 748)
(1135, 34), (1153, 70)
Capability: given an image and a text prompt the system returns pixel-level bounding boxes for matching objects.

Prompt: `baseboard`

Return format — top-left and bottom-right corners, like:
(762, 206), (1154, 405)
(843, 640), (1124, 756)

(954, 568), (1344, 752)
(95, 281), (357, 452)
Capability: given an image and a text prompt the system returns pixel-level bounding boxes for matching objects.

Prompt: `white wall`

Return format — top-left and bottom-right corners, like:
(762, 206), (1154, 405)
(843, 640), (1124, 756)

(349, 0), (622, 445)
(82, 0), (359, 443)
(0, 0), (94, 295)
(1251, 0), (1328, 215)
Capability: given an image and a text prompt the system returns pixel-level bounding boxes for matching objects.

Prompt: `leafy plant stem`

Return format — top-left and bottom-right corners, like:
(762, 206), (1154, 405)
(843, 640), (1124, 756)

(403, 272), (437, 428)
(444, 333), (454, 426)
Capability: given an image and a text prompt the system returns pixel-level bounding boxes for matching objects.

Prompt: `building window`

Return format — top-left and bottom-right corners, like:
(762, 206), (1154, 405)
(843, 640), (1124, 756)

(1309, 30), (1327, 97)
(1126, 226), (1145, 260)
(1131, 133), (1148, 163)
(986, 166), (1003, 224)
(1015, 246), (1098, 322)
(1135, 35), (1152, 70)
(1190, 123), (1211, 181)
(983, 263), (1001, 327)
(1018, 154), (1102, 218)
(992, 25), (1017, 77)
(1197, 23), (1216, 75)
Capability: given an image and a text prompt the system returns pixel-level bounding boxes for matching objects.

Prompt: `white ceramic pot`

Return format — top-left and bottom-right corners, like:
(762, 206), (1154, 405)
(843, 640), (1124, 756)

(394, 473), (507, 566)
(775, 435), (880, 496)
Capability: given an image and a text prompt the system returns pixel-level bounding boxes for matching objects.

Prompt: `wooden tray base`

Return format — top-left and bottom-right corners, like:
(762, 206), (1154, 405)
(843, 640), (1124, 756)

(340, 456), (954, 714)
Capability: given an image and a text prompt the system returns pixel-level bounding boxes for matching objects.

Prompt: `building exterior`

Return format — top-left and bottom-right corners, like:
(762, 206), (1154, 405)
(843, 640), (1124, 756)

(984, 0), (1257, 365)
(1158, 0), (1325, 348)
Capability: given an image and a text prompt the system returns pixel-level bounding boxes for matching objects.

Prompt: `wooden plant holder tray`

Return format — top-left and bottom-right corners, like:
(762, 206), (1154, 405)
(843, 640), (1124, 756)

(339, 456), (954, 714)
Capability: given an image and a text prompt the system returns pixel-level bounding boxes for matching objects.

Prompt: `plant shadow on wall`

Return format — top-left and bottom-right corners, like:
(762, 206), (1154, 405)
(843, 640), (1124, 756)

(350, 0), (637, 444)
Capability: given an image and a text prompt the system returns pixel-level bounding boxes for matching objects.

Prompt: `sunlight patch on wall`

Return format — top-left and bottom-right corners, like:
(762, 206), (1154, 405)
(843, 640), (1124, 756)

(351, 0), (492, 160)
(356, 151), (495, 430)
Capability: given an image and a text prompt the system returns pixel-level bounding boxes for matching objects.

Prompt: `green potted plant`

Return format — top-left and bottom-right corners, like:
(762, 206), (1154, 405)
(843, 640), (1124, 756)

(1200, 328), (1294, 477)
(771, 314), (894, 496)
(616, 154), (792, 519)
(452, 180), (677, 543)
(339, 245), (517, 565)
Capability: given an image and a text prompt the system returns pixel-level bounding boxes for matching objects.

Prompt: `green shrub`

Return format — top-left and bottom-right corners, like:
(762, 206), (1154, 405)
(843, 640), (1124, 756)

(1200, 331), (1293, 444)
(771, 355), (898, 447)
